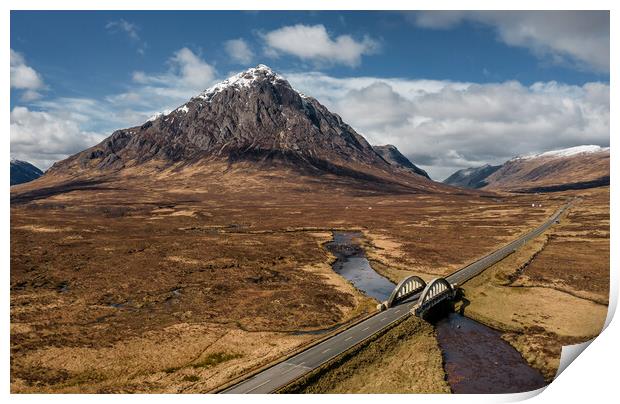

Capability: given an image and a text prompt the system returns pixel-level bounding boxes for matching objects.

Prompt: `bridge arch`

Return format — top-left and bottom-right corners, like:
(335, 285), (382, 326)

(413, 277), (456, 317)
(384, 275), (426, 309)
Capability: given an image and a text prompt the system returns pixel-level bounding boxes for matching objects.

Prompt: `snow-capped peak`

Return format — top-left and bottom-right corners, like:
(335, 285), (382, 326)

(515, 145), (609, 160)
(147, 110), (171, 122)
(196, 64), (289, 101)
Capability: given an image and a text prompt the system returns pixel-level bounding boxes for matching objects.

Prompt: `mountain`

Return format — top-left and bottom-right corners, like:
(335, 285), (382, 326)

(484, 145), (610, 192)
(20, 65), (449, 198)
(442, 164), (501, 189)
(443, 145), (609, 193)
(372, 145), (430, 179)
(10, 159), (43, 186)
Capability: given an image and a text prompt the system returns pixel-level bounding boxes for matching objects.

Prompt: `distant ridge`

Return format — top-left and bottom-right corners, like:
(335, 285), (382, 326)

(442, 145), (610, 192)
(10, 159), (43, 186)
(372, 145), (430, 179)
(443, 164), (501, 189)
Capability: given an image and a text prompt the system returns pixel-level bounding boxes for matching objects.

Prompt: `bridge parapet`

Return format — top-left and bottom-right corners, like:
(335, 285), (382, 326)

(411, 277), (456, 317)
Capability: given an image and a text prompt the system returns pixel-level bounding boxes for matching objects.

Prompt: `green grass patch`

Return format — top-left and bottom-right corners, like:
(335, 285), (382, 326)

(190, 352), (243, 369)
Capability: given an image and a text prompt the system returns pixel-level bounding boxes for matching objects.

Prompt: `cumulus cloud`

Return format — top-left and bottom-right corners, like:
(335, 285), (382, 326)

(286, 72), (609, 180)
(262, 24), (379, 67)
(225, 38), (254, 64)
(116, 48), (217, 120)
(133, 47), (216, 91)
(11, 48), (219, 169)
(408, 11), (609, 73)
(10, 49), (45, 101)
(105, 19), (147, 54)
(10, 106), (106, 169)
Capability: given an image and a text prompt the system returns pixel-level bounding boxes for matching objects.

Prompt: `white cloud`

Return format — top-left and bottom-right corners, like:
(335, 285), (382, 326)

(225, 38), (254, 64)
(11, 48), (219, 169)
(169, 48), (217, 89)
(10, 106), (106, 170)
(10, 49), (45, 101)
(105, 19), (147, 54)
(286, 72), (609, 180)
(409, 11), (609, 73)
(262, 24), (379, 67)
(133, 48), (216, 91)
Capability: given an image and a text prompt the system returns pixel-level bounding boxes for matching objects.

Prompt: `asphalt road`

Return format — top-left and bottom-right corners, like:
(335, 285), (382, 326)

(221, 201), (572, 394)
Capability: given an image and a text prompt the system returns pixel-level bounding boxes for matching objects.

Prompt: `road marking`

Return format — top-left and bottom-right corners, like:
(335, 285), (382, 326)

(380, 317), (387, 322)
(395, 309), (401, 314)
(280, 362), (306, 375)
(245, 379), (271, 393)
(344, 336), (353, 341)
(362, 327), (369, 331)
(322, 348), (331, 354)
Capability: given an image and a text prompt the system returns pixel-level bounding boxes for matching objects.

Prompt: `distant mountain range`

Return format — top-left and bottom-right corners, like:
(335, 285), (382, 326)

(10, 159), (43, 186)
(443, 164), (501, 189)
(443, 145), (610, 193)
(372, 145), (430, 179)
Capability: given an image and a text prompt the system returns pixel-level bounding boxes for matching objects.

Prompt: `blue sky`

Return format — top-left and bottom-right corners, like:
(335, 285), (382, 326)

(10, 11), (610, 179)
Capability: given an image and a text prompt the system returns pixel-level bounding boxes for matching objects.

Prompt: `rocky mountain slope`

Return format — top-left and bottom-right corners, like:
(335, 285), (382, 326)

(372, 145), (430, 179)
(443, 164), (501, 189)
(38, 65), (442, 194)
(443, 145), (609, 192)
(10, 159), (43, 186)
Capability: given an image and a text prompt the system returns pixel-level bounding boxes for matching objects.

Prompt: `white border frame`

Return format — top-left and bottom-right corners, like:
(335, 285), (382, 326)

(3, 2), (616, 403)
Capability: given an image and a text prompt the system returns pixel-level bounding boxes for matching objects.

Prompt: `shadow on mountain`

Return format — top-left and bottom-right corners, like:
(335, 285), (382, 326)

(512, 176), (610, 193)
(10, 179), (122, 205)
(224, 148), (433, 195)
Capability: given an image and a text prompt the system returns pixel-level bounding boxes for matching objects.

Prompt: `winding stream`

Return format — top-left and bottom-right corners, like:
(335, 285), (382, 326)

(325, 231), (548, 394)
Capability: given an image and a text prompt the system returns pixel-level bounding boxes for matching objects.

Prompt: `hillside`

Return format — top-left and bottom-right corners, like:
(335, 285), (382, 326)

(443, 146), (609, 193)
(443, 164), (501, 189)
(372, 145), (430, 179)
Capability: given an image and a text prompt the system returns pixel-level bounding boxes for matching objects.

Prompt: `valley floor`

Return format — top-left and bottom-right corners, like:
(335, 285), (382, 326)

(9, 168), (609, 393)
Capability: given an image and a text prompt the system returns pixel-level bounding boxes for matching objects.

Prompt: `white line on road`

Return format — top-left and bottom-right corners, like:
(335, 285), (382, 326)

(280, 362), (306, 375)
(395, 309), (401, 314)
(362, 327), (369, 331)
(380, 317), (387, 322)
(322, 348), (331, 354)
(245, 379), (271, 393)
(345, 336), (353, 341)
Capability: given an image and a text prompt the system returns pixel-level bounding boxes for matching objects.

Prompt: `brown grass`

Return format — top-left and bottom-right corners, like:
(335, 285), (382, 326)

(456, 187), (609, 380)
(10, 166), (597, 392)
(281, 316), (450, 393)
